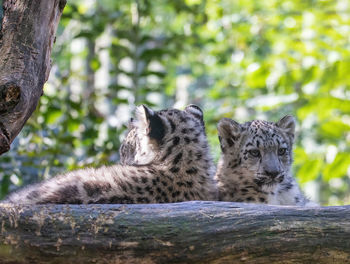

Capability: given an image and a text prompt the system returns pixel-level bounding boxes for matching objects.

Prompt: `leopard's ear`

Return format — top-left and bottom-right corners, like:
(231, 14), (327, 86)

(135, 105), (166, 142)
(276, 115), (295, 141)
(184, 104), (203, 122)
(217, 118), (242, 139)
(217, 118), (242, 152)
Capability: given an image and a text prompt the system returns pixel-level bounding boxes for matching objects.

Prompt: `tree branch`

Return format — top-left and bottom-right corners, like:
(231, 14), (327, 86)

(0, 201), (349, 263)
(0, 0), (66, 155)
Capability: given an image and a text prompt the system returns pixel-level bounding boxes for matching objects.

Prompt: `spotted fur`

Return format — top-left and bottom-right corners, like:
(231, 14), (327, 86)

(3, 105), (217, 204)
(215, 115), (316, 206)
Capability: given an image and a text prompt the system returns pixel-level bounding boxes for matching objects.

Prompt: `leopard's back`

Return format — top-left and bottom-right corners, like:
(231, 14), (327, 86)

(3, 105), (217, 204)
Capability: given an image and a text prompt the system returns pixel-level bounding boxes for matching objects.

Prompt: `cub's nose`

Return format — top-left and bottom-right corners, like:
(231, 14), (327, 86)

(265, 169), (279, 178)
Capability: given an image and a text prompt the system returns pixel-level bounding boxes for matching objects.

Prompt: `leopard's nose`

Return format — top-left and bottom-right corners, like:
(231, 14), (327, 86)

(265, 169), (279, 178)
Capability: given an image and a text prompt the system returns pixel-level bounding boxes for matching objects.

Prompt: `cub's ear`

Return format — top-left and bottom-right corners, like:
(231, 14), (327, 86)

(135, 105), (166, 142)
(184, 104), (204, 124)
(276, 115), (296, 141)
(217, 118), (242, 152)
(217, 118), (242, 139)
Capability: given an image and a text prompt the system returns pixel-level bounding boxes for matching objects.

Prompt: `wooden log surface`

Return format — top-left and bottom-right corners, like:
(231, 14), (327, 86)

(0, 0), (66, 155)
(0, 201), (349, 263)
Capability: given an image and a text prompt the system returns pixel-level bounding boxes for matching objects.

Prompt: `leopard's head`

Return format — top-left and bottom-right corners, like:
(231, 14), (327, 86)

(120, 104), (209, 167)
(217, 115), (295, 188)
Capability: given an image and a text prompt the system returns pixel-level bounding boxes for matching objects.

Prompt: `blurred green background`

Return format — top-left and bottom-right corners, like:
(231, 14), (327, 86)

(1, 0), (349, 205)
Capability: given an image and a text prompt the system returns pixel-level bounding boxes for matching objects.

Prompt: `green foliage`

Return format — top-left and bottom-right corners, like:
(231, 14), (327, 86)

(0, 0), (349, 205)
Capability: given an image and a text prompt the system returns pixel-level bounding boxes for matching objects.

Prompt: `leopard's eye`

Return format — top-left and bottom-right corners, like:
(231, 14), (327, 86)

(248, 149), (260, 157)
(278, 148), (287, 155)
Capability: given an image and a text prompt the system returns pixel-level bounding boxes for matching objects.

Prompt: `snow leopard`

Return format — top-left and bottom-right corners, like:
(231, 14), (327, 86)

(3, 104), (217, 204)
(215, 115), (316, 206)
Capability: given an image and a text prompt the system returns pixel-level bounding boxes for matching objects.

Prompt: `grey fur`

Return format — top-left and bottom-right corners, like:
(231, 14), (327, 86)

(3, 105), (217, 204)
(215, 115), (316, 206)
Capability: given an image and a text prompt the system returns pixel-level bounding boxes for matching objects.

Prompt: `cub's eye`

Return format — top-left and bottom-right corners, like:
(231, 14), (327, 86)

(248, 149), (260, 157)
(278, 148), (287, 155)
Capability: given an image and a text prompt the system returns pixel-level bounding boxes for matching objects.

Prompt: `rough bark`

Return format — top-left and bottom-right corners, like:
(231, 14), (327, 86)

(0, 201), (349, 264)
(0, 0), (66, 155)
(0, 1), (3, 31)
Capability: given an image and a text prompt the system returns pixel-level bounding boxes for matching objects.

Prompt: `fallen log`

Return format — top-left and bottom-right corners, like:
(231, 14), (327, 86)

(0, 201), (349, 263)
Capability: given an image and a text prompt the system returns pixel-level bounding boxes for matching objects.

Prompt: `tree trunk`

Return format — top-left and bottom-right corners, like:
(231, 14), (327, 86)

(0, 201), (349, 263)
(0, 0), (66, 155)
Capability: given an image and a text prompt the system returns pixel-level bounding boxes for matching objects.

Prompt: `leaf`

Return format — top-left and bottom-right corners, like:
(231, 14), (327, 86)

(140, 71), (166, 78)
(140, 48), (166, 60)
(323, 153), (350, 181)
(296, 158), (323, 183)
(320, 119), (350, 139)
(0, 174), (10, 199)
(46, 109), (62, 125)
(75, 31), (94, 39)
(67, 120), (80, 133)
(90, 57), (101, 71)
(112, 98), (129, 104)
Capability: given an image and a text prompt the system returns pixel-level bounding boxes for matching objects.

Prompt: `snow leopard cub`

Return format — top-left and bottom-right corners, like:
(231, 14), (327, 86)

(3, 105), (217, 204)
(215, 115), (316, 206)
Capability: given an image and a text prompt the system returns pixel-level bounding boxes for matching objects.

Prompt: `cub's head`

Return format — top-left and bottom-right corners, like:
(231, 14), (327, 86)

(217, 115), (296, 187)
(120, 104), (209, 166)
